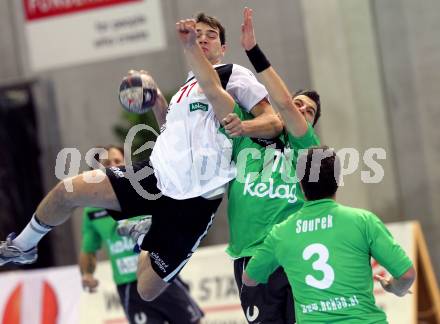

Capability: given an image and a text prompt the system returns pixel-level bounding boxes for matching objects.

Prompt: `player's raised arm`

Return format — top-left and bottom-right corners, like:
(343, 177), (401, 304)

(241, 7), (308, 137)
(177, 19), (235, 123)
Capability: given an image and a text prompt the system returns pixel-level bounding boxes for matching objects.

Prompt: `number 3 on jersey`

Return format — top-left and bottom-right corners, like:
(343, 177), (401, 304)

(302, 243), (335, 289)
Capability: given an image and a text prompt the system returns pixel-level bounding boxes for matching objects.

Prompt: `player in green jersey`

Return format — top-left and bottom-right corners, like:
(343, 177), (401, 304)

(80, 145), (203, 324)
(243, 146), (416, 323)
(224, 97), (320, 323)
(220, 7), (322, 323)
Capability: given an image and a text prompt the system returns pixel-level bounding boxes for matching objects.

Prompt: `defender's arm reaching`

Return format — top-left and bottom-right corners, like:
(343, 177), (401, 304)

(241, 7), (309, 137)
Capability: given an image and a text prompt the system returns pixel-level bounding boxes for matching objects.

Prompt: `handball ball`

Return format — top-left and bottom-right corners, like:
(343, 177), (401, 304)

(118, 73), (157, 114)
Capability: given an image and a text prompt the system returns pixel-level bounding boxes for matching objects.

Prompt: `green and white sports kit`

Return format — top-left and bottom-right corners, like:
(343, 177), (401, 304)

(224, 106), (320, 323)
(82, 207), (141, 285)
(246, 199), (413, 323)
(227, 109), (320, 259)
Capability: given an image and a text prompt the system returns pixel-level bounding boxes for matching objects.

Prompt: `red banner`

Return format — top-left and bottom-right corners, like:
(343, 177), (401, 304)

(23, 0), (141, 21)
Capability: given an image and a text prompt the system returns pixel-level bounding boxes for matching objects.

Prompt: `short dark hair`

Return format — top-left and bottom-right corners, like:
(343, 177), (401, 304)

(298, 146), (340, 200)
(194, 12), (226, 45)
(293, 89), (321, 126)
(90, 145), (124, 170)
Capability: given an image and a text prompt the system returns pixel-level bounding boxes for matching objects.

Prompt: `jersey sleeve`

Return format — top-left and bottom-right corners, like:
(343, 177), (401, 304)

(287, 123), (320, 150)
(245, 225), (281, 283)
(226, 65), (268, 112)
(365, 213), (413, 278)
(81, 208), (102, 253)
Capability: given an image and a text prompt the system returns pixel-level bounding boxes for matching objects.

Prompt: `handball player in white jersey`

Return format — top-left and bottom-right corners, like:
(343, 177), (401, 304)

(0, 14), (281, 302)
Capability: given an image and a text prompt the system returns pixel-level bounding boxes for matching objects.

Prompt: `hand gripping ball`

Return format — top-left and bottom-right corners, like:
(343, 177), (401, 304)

(118, 73), (157, 114)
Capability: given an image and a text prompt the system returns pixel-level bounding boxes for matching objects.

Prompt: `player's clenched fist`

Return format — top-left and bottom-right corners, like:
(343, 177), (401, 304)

(82, 273), (99, 293)
(223, 113), (245, 137)
(176, 19), (197, 48)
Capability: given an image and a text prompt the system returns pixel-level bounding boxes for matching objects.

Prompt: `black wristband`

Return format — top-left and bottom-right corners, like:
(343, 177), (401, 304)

(245, 44), (271, 73)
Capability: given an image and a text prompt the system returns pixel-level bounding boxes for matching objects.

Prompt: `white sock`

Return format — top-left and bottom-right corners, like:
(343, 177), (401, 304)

(13, 214), (53, 251)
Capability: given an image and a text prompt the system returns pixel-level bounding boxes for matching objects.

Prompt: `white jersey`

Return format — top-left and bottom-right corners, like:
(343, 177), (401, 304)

(150, 64), (268, 199)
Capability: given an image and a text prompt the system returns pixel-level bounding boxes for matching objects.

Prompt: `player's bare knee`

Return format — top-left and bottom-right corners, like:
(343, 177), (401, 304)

(137, 282), (161, 302)
(59, 171), (108, 206)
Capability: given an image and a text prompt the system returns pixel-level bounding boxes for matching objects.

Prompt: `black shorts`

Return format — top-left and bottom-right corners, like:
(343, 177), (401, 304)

(234, 257), (295, 324)
(106, 160), (222, 282)
(117, 277), (203, 324)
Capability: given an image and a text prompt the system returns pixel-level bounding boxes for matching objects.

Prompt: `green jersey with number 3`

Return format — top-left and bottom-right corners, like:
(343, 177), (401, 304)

(246, 199), (413, 323)
(81, 207), (143, 285)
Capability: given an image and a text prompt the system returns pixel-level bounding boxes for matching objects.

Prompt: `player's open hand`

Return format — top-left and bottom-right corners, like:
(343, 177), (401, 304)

(374, 274), (412, 297)
(82, 273), (99, 293)
(374, 274), (393, 293)
(241, 7), (257, 51)
(176, 19), (197, 48)
(223, 113), (244, 137)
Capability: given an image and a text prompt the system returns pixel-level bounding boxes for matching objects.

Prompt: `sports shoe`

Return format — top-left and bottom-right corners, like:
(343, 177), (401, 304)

(0, 233), (38, 266)
(117, 216), (152, 243)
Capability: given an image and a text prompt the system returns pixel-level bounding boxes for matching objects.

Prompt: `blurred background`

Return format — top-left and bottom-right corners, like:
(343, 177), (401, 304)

(0, 0), (439, 284)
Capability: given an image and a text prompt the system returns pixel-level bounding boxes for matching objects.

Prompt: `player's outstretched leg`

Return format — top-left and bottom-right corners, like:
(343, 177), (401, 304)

(0, 170), (121, 266)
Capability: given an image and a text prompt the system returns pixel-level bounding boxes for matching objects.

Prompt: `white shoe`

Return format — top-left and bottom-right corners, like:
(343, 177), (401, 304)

(0, 233), (38, 266)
